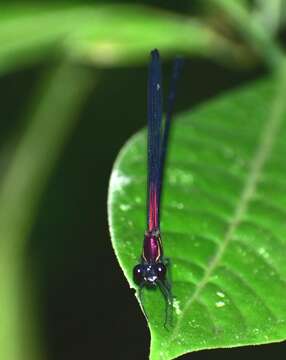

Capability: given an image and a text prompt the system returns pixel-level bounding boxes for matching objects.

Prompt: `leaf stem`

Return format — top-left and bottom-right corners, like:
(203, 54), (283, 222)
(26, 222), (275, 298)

(0, 62), (94, 360)
(210, 0), (285, 69)
(254, 0), (282, 35)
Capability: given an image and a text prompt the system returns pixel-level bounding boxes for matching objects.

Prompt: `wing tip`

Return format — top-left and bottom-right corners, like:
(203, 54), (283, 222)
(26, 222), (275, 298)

(151, 49), (160, 60)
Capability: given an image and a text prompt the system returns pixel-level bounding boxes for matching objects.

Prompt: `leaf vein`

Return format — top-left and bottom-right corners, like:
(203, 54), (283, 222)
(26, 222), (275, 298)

(171, 71), (286, 339)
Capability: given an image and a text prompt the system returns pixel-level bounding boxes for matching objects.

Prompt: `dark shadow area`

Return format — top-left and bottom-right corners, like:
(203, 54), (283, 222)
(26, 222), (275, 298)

(179, 341), (286, 359)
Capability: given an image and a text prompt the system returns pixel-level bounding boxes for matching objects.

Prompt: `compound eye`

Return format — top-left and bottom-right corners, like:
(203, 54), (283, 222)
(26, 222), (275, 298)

(156, 263), (166, 280)
(133, 264), (144, 285)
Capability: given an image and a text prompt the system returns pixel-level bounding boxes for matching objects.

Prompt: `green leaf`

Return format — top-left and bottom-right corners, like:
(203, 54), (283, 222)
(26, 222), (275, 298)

(108, 69), (286, 359)
(0, 3), (251, 75)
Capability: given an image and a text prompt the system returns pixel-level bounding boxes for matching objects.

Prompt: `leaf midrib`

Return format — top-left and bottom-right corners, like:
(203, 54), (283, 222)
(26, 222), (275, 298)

(171, 68), (286, 339)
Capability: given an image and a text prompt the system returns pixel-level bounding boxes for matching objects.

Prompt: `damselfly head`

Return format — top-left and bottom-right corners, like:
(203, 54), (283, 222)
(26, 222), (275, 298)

(133, 262), (166, 287)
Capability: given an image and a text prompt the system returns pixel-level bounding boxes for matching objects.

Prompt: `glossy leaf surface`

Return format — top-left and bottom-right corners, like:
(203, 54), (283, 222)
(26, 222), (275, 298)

(108, 74), (286, 359)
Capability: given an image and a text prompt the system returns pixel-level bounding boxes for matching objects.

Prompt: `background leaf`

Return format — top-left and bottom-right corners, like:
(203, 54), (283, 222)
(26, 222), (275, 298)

(0, 3), (254, 75)
(108, 68), (286, 359)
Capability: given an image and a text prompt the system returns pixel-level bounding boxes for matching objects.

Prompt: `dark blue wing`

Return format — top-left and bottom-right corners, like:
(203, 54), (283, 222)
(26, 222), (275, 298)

(158, 57), (184, 206)
(147, 50), (183, 231)
(147, 49), (162, 231)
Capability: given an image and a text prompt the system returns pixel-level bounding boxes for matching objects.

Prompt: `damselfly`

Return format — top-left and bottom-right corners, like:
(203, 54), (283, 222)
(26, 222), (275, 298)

(133, 49), (183, 326)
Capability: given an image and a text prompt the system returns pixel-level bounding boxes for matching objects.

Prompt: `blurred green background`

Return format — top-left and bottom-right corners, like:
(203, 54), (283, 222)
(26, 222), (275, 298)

(0, 0), (286, 359)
